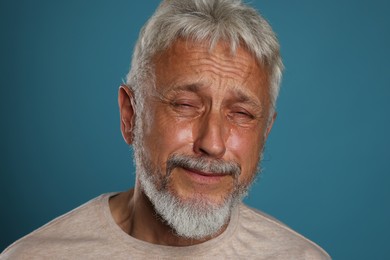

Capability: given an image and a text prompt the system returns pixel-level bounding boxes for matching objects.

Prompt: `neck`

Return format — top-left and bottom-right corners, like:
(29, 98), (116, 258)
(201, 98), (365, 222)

(109, 182), (228, 246)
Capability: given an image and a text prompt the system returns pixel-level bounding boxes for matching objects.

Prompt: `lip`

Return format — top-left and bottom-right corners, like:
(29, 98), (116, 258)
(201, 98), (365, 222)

(182, 167), (229, 184)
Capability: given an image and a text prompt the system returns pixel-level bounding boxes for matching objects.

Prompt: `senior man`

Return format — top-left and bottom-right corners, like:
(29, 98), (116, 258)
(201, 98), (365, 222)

(2, 0), (330, 259)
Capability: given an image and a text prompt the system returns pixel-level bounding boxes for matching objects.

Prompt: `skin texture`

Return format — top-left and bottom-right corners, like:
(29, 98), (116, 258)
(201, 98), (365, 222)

(112, 39), (275, 246)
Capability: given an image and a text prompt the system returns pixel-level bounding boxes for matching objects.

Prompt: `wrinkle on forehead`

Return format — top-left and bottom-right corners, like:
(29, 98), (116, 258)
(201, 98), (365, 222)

(153, 39), (271, 108)
(188, 52), (255, 81)
(165, 41), (258, 80)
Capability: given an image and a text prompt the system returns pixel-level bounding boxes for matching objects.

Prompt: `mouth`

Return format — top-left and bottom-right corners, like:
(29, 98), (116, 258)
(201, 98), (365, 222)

(182, 167), (230, 185)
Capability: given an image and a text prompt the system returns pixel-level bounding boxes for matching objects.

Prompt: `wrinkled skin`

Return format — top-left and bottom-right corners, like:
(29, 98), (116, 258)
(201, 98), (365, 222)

(113, 39), (275, 246)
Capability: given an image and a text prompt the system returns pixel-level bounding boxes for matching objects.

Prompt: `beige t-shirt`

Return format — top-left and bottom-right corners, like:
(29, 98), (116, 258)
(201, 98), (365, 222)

(1, 193), (330, 259)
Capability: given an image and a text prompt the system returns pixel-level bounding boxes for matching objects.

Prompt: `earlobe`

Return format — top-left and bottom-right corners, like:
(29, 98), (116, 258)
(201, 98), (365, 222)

(118, 85), (136, 145)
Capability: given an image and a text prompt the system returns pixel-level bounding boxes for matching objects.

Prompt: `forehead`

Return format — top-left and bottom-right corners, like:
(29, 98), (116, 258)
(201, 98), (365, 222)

(153, 39), (269, 100)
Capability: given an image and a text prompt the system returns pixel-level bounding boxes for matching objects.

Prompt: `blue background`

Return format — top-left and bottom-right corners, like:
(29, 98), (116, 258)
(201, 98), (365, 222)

(1, 0), (389, 258)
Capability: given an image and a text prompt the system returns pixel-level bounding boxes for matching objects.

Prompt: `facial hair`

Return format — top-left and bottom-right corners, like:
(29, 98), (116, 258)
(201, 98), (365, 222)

(131, 101), (262, 239)
(134, 145), (261, 239)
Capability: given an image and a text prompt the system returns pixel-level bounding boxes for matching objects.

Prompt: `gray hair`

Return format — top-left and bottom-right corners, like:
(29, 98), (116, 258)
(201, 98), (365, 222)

(126, 0), (283, 117)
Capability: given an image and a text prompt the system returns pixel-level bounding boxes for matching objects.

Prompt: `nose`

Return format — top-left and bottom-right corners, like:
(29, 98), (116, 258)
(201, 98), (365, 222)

(193, 112), (227, 158)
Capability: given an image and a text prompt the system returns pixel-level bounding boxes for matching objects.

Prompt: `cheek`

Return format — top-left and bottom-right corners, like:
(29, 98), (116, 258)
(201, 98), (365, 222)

(174, 123), (194, 144)
(227, 129), (263, 176)
(228, 129), (262, 155)
(145, 110), (194, 154)
(158, 123), (193, 156)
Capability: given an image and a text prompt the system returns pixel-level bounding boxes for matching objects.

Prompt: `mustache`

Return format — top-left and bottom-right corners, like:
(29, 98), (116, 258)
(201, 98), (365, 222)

(166, 154), (241, 178)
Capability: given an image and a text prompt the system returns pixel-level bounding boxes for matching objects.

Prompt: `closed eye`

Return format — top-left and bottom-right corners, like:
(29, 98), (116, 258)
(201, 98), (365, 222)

(170, 99), (203, 117)
(227, 108), (258, 125)
(234, 111), (254, 118)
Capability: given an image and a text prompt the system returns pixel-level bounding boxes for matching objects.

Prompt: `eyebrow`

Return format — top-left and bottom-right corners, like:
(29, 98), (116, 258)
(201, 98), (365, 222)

(151, 83), (202, 103)
(230, 88), (264, 113)
(170, 83), (203, 93)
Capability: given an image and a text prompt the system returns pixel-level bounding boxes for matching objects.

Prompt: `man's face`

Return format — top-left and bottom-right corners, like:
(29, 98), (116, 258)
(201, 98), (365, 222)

(139, 39), (273, 207)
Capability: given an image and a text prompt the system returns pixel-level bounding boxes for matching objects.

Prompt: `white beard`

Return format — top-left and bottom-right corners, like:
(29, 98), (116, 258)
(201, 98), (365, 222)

(138, 167), (238, 239)
(134, 149), (257, 239)
(131, 109), (260, 239)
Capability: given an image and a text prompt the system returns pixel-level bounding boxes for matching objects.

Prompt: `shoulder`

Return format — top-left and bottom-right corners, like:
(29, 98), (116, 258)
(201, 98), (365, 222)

(1, 194), (112, 259)
(234, 204), (331, 259)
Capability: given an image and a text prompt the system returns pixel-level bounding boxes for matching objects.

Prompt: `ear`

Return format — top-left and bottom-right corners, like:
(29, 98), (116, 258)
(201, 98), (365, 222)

(264, 112), (277, 140)
(118, 85), (136, 145)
